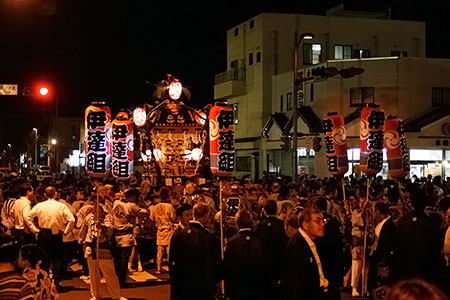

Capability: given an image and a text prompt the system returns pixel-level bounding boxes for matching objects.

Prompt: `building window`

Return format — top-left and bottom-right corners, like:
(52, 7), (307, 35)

(234, 27), (239, 37)
(233, 103), (239, 124)
(236, 156), (251, 172)
(310, 84), (314, 102)
(391, 51), (407, 57)
(249, 53), (253, 65)
(354, 49), (371, 59)
(334, 45), (352, 60)
(280, 95), (284, 112)
(287, 93), (293, 111)
(350, 87), (374, 106)
(303, 43), (322, 65)
(432, 88), (450, 107)
(250, 20), (254, 29)
(256, 52), (261, 63)
(230, 60), (238, 70)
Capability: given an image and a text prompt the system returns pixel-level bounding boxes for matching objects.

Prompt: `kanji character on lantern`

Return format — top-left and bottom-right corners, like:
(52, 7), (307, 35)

(360, 105), (385, 177)
(385, 116), (410, 178)
(111, 112), (133, 180)
(85, 102), (111, 178)
(323, 112), (348, 176)
(209, 101), (235, 177)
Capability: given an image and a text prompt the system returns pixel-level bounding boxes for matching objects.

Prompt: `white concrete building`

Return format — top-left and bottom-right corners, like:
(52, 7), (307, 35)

(268, 57), (450, 178)
(213, 6), (439, 180)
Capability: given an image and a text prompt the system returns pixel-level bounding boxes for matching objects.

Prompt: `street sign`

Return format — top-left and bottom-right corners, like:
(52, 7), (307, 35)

(0, 84), (18, 95)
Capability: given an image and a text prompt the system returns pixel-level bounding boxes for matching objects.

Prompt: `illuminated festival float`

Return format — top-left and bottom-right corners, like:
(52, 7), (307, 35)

(136, 76), (209, 184)
(85, 75), (218, 185)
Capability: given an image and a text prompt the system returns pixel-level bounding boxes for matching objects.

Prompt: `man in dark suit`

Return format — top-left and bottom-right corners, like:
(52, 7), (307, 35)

(281, 204), (328, 300)
(368, 201), (396, 298)
(169, 203), (219, 300)
(254, 199), (288, 299)
(224, 209), (266, 300)
(310, 196), (345, 300)
(170, 203), (193, 300)
(392, 185), (444, 287)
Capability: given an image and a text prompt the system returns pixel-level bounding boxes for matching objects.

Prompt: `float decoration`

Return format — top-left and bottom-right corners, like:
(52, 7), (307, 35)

(137, 75), (208, 179)
(323, 112), (349, 176)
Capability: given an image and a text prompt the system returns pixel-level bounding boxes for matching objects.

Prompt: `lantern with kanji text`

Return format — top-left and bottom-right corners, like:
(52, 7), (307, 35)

(323, 112), (348, 176)
(384, 116), (410, 178)
(111, 112), (134, 180)
(209, 101), (235, 177)
(360, 104), (385, 177)
(85, 102), (111, 178)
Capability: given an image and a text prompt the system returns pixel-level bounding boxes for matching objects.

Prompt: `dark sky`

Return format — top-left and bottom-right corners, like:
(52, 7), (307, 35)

(0, 0), (449, 151)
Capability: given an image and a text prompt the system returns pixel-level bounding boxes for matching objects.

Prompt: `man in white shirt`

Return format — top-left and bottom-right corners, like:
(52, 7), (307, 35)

(12, 184), (35, 245)
(25, 186), (75, 291)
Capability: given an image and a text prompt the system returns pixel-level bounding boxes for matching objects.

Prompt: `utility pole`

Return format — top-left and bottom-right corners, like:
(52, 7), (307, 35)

(293, 30), (298, 181)
(293, 31), (314, 181)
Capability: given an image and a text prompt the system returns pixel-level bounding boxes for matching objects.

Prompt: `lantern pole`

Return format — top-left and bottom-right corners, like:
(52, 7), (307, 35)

(341, 177), (346, 207)
(362, 176), (370, 297)
(95, 180), (101, 298)
(219, 179), (225, 295)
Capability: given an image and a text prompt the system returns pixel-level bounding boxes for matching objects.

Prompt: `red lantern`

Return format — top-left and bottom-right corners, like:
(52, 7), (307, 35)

(209, 101), (235, 177)
(111, 112), (134, 180)
(360, 105), (385, 176)
(385, 116), (410, 178)
(85, 102), (111, 178)
(323, 112), (348, 176)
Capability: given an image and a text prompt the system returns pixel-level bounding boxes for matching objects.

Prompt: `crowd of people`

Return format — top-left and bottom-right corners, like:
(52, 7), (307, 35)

(0, 170), (450, 300)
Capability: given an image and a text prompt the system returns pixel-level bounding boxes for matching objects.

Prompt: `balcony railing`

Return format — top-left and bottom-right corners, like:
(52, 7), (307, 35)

(215, 68), (246, 85)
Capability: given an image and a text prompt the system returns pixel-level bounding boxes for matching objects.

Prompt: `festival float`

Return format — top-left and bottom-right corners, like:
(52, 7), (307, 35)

(84, 75), (234, 185)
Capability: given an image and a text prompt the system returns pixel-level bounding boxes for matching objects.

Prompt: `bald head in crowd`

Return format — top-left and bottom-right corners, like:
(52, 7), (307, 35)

(45, 186), (56, 199)
(193, 203), (210, 225)
(236, 209), (253, 229)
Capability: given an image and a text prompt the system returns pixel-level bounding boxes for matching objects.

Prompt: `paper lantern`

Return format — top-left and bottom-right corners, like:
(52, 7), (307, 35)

(323, 112), (348, 176)
(169, 80), (182, 100)
(85, 102), (111, 178)
(111, 112), (134, 180)
(385, 116), (410, 178)
(133, 107), (146, 127)
(360, 104), (385, 176)
(209, 101), (235, 177)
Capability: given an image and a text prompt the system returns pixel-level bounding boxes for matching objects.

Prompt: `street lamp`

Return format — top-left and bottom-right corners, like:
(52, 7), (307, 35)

(51, 139), (57, 145)
(293, 31), (315, 181)
(33, 128), (38, 170)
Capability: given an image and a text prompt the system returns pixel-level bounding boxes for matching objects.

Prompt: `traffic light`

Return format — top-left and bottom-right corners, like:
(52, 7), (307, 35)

(281, 135), (291, 151)
(312, 136), (322, 152)
(338, 67), (364, 79)
(39, 87), (49, 96)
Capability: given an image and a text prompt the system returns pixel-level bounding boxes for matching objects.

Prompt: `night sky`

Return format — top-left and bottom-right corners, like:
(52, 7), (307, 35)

(0, 0), (449, 152)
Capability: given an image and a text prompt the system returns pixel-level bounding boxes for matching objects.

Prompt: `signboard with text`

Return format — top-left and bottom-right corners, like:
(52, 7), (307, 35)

(0, 84), (18, 95)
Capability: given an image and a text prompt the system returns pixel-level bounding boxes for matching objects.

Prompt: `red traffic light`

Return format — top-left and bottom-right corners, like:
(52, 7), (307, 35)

(39, 87), (49, 96)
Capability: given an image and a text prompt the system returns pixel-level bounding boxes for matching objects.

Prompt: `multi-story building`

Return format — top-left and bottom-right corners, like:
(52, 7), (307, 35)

(214, 5), (438, 179)
(268, 57), (450, 179)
